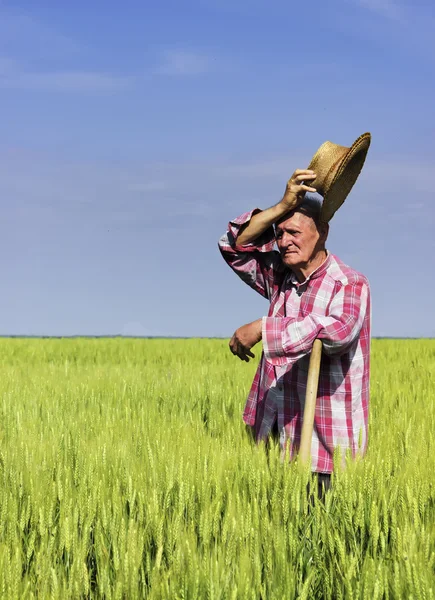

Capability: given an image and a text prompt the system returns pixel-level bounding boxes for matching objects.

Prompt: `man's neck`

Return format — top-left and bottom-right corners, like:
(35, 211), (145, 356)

(292, 249), (328, 283)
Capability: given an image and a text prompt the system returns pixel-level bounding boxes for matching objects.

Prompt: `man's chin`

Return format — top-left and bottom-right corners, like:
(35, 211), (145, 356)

(281, 254), (302, 268)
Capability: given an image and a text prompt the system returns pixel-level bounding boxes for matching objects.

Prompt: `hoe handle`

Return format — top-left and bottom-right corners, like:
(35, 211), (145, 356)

(299, 338), (323, 467)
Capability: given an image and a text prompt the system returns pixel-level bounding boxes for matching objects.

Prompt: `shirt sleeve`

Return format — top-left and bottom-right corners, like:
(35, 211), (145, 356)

(218, 209), (281, 300)
(262, 278), (369, 365)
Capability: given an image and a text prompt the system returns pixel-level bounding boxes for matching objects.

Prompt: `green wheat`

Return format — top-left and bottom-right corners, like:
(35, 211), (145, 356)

(0, 338), (433, 599)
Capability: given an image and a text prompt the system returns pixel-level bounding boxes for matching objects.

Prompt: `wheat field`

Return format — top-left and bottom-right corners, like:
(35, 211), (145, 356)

(0, 338), (433, 599)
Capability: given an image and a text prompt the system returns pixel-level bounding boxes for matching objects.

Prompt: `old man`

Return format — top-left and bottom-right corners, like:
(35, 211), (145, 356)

(218, 134), (371, 492)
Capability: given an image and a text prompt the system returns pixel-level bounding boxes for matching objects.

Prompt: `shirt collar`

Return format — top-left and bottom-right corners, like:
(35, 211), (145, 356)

(287, 251), (331, 288)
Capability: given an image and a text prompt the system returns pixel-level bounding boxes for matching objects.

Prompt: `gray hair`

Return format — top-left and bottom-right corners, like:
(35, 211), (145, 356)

(275, 192), (324, 230)
(293, 193), (323, 225)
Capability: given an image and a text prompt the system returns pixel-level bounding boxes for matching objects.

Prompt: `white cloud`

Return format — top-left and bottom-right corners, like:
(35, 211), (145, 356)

(353, 0), (404, 20)
(1, 149), (433, 230)
(212, 155), (435, 196)
(0, 65), (133, 92)
(0, 9), (131, 93)
(0, 9), (80, 56)
(363, 160), (435, 194)
(128, 182), (167, 193)
(213, 157), (298, 178)
(0, 56), (19, 74)
(156, 50), (210, 76)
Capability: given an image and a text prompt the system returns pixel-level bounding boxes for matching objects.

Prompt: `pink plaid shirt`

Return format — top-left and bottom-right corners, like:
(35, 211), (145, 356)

(219, 209), (371, 473)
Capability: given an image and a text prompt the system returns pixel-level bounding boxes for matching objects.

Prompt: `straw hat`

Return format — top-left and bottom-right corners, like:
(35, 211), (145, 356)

(307, 132), (371, 222)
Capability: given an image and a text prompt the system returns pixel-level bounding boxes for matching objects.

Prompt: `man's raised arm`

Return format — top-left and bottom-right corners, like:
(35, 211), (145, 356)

(218, 169), (317, 300)
(237, 170), (317, 245)
(218, 169), (317, 362)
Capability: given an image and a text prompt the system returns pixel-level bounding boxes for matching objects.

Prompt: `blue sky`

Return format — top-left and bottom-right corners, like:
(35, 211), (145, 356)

(1, 0), (434, 337)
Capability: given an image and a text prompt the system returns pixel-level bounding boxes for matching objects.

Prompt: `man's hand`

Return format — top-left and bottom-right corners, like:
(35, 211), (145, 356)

(235, 168), (317, 247)
(281, 169), (317, 212)
(229, 318), (262, 362)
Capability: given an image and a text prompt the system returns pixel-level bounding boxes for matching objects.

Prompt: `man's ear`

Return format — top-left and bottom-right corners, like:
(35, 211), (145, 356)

(319, 222), (329, 244)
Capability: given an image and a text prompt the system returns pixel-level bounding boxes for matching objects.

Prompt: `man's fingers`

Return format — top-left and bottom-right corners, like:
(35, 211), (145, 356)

(293, 172), (316, 183)
(229, 332), (256, 362)
(229, 336), (242, 357)
(290, 183), (317, 195)
(238, 344), (255, 362)
(230, 340), (251, 362)
(235, 342), (247, 361)
(293, 169), (315, 177)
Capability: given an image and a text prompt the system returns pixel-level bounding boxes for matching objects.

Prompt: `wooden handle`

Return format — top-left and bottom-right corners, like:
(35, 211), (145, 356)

(299, 338), (323, 467)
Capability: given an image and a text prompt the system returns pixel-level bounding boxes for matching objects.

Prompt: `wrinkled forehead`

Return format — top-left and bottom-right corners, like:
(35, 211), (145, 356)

(275, 210), (314, 232)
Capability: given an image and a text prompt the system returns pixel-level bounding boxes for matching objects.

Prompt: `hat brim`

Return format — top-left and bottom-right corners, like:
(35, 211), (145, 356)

(320, 132), (371, 222)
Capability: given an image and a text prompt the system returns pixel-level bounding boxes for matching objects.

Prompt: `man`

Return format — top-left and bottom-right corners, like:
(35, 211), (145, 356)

(218, 134), (371, 491)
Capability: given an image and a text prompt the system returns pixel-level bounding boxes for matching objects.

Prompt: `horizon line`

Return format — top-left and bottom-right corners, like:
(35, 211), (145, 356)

(0, 335), (433, 341)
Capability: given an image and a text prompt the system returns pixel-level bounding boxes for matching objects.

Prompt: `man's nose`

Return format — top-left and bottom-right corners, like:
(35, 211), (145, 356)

(281, 232), (294, 247)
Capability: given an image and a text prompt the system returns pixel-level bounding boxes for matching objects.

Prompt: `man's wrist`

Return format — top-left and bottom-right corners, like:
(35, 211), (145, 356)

(277, 196), (297, 214)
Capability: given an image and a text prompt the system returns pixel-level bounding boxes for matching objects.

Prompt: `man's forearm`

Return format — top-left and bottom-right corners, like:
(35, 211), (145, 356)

(236, 201), (289, 246)
(236, 169), (317, 246)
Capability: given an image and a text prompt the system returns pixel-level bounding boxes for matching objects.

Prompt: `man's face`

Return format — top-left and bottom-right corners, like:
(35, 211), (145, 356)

(275, 211), (326, 269)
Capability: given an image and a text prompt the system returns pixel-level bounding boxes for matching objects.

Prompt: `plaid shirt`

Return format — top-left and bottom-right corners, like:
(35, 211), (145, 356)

(219, 209), (371, 473)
